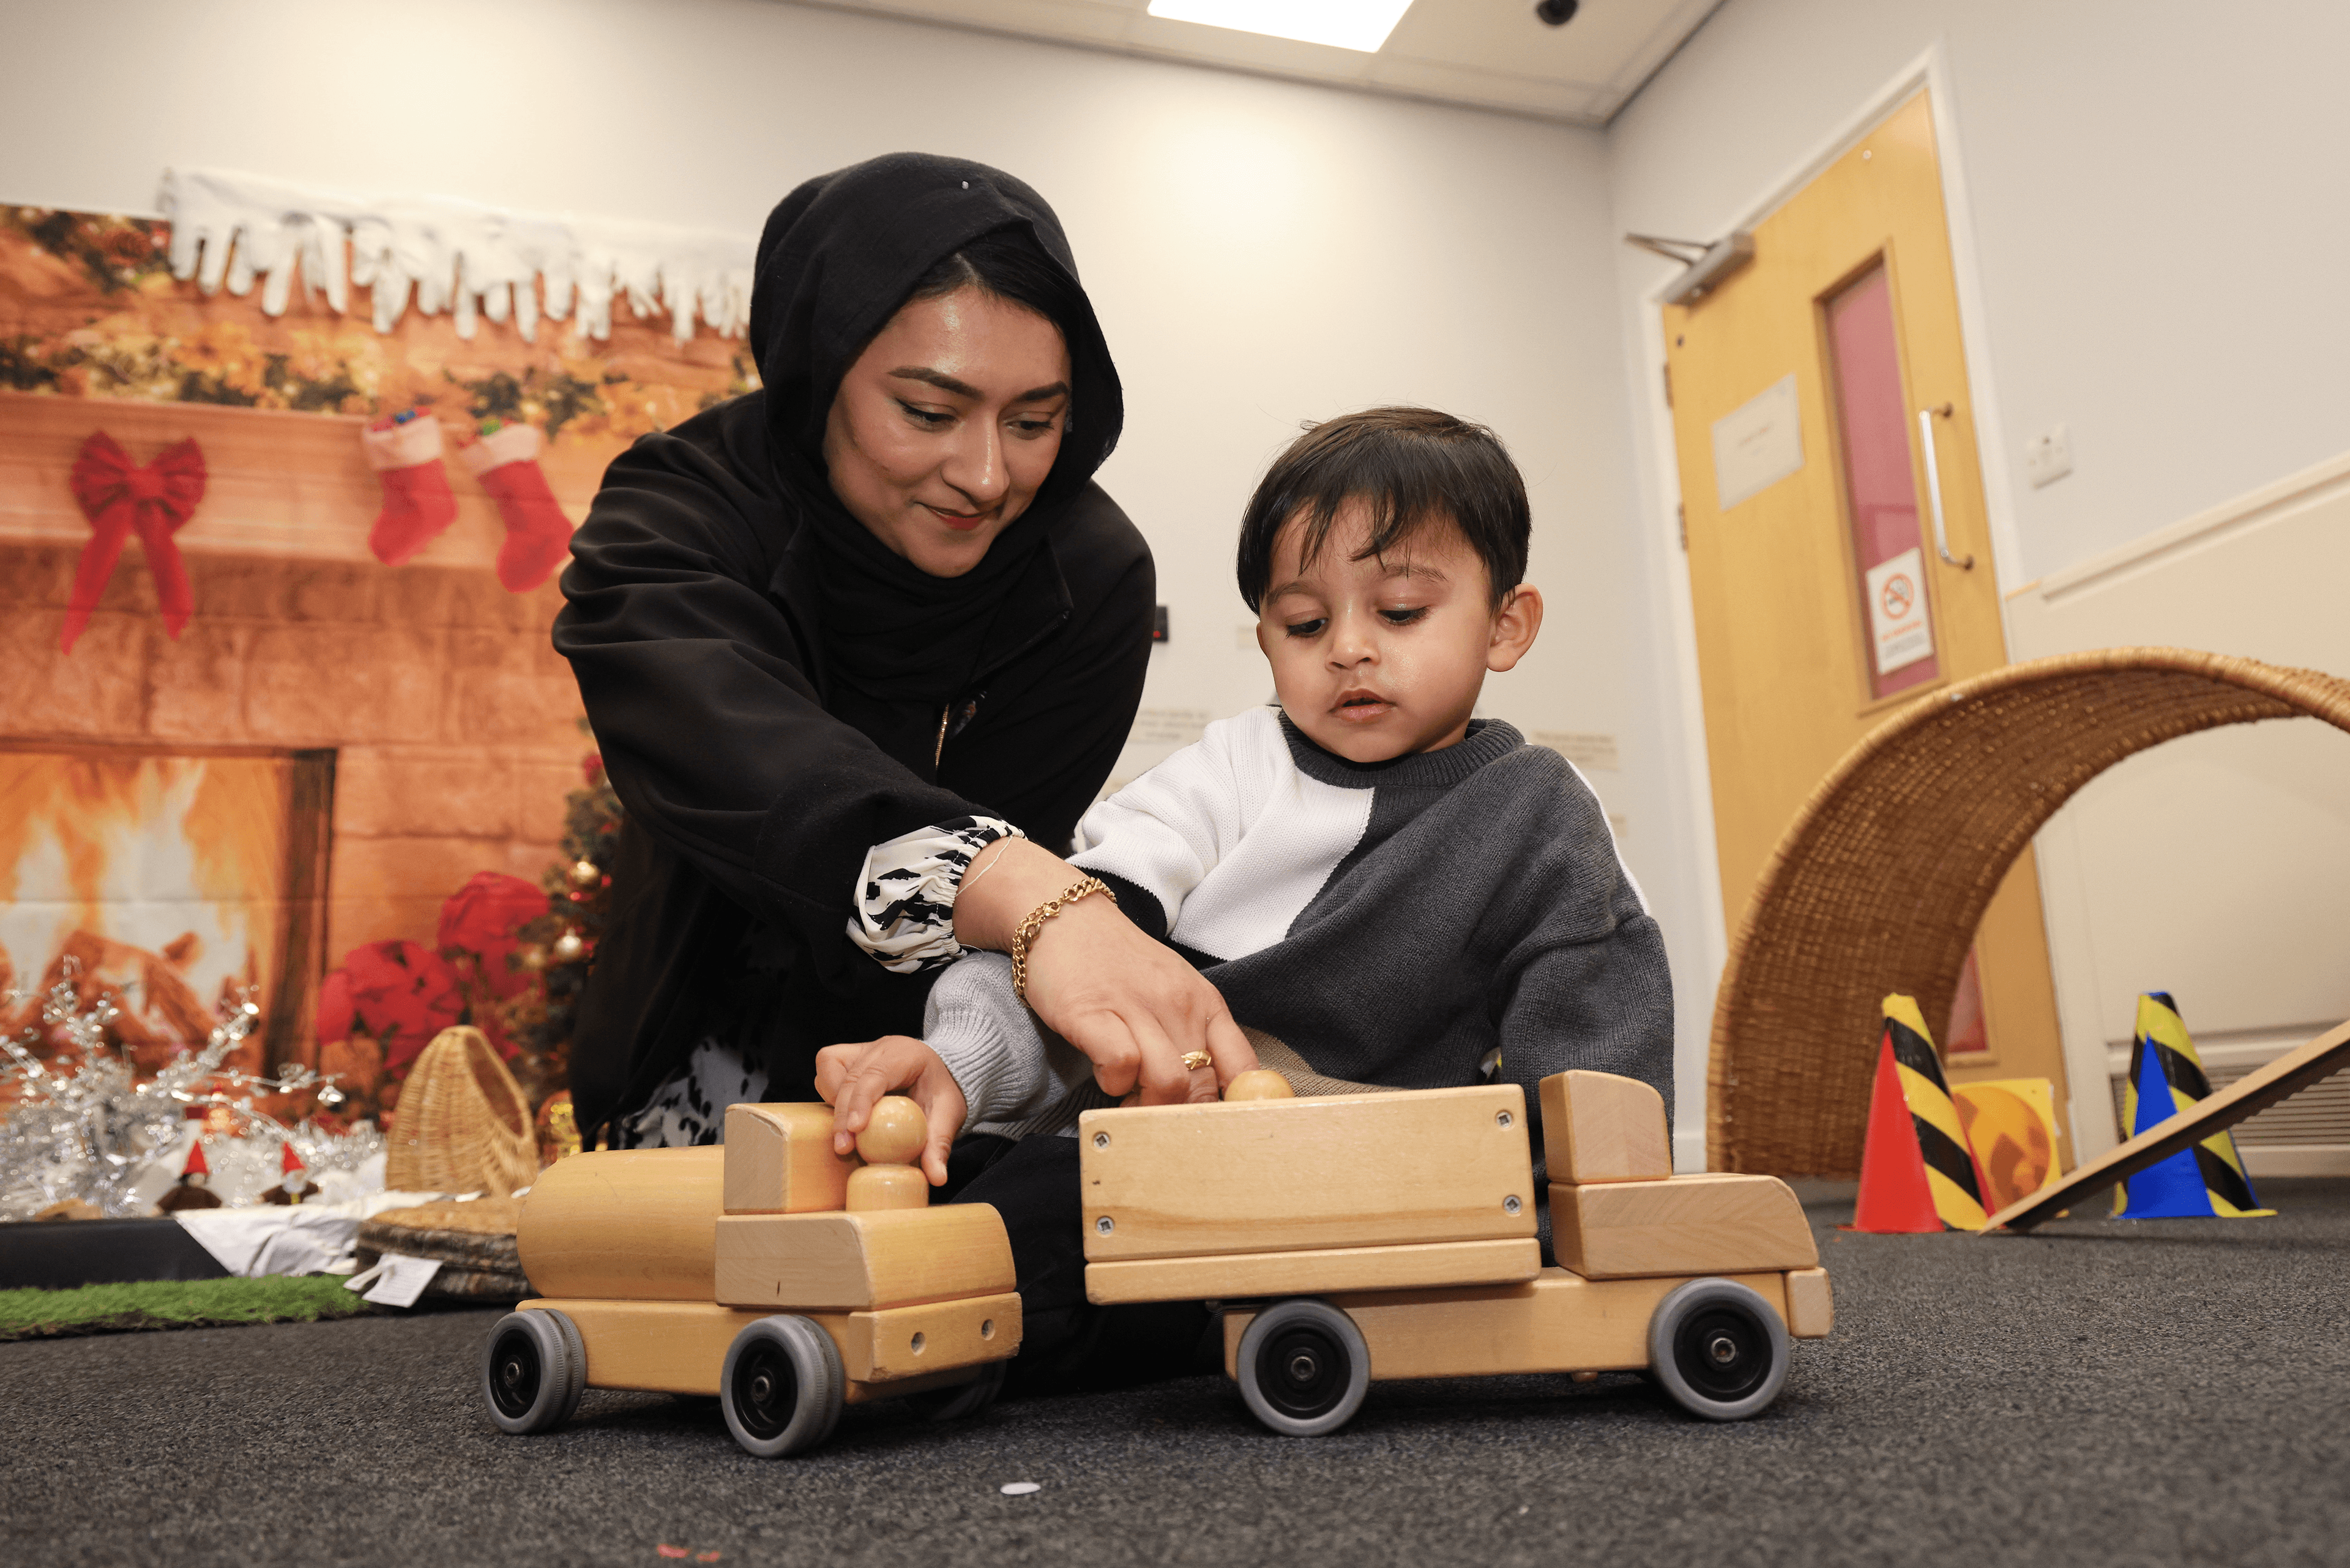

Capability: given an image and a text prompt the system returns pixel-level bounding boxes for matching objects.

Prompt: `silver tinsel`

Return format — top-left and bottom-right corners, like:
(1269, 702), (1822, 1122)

(0, 969), (382, 1220)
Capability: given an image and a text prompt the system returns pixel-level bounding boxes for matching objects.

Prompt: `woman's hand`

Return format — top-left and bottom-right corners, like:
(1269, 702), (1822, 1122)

(953, 838), (1258, 1105)
(814, 1035), (967, 1187)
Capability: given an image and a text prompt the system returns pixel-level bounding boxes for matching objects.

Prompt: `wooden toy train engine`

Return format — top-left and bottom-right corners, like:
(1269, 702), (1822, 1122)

(483, 1070), (1830, 1454)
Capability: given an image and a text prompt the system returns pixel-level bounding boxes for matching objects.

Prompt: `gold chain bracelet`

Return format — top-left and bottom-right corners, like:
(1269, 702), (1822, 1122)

(1010, 876), (1116, 1004)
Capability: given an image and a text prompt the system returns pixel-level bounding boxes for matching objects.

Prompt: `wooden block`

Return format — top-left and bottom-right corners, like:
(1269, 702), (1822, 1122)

(722, 1102), (859, 1214)
(1784, 1267), (1833, 1338)
(714, 1205), (1015, 1311)
(1220, 1268), (1794, 1381)
(526, 1297), (765, 1395)
(520, 1293), (1020, 1395)
(1550, 1174), (1818, 1279)
(815, 1292), (1021, 1381)
(517, 1146), (724, 1301)
(1078, 1085), (1535, 1261)
(1540, 1070), (1672, 1184)
(1086, 1238), (1540, 1305)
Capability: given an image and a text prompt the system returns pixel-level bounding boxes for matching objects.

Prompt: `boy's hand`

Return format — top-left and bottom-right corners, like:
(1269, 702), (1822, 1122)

(813, 1035), (967, 1187)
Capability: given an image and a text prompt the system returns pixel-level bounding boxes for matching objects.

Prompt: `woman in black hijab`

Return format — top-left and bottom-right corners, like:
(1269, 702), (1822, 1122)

(554, 154), (1253, 1157)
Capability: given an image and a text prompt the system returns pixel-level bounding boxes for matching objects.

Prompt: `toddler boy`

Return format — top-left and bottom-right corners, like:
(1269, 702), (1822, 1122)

(820, 406), (1673, 1378)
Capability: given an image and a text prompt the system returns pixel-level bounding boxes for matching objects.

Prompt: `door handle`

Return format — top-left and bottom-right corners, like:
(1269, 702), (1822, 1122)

(1916, 403), (1975, 570)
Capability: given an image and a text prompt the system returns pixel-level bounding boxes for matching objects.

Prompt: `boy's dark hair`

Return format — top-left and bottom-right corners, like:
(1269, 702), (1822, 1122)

(1236, 406), (1531, 612)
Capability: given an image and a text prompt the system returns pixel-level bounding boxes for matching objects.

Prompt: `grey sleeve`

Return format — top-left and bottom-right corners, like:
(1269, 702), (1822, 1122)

(1497, 909), (1677, 1176)
(922, 952), (1102, 1137)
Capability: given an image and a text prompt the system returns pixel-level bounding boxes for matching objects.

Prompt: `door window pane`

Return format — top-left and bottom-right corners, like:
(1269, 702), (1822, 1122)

(1826, 264), (1940, 700)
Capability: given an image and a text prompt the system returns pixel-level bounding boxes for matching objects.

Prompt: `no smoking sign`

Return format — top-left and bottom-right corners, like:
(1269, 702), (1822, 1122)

(1865, 547), (1933, 676)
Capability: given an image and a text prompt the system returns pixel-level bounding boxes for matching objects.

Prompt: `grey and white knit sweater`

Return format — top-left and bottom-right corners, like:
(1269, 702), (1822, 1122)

(925, 707), (1673, 1155)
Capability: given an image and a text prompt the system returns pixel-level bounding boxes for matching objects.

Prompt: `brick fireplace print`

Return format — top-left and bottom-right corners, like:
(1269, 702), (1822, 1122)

(0, 202), (750, 1124)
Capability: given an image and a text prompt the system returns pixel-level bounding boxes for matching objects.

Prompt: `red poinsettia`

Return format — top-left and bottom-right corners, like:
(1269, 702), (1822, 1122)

(437, 872), (549, 1001)
(313, 939), (463, 1072)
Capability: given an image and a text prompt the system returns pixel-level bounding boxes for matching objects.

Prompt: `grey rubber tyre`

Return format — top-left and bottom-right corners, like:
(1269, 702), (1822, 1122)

(1646, 1278), (1789, 1422)
(903, 1359), (1008, 1423)
(1236, 1299), (1370, 1437)
(482, 1309), (585, 1435)
(546, 1309), (588, 1427)
(721, 1316), (846, 1458)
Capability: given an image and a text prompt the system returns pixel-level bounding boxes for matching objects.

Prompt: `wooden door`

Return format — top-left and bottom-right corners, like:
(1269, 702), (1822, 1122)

(1663, 91), (2070, 1129)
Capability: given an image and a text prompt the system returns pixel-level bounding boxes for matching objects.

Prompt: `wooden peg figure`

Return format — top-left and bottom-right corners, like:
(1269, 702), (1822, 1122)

(1222, 1069), (1295, 1102)
(845, 1096), (930, 1211)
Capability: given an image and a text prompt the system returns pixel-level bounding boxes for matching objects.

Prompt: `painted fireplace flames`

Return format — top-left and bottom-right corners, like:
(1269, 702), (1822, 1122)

(0, 749), (327, 1084)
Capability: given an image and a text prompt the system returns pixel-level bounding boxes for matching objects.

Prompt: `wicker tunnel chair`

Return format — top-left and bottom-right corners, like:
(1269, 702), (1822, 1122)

(1709, 647), (2350, 1177)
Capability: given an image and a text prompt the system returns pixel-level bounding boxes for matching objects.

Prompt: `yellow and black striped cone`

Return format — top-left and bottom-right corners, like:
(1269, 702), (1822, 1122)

(1851, 995), (1993, 1232)
(2113, 993), (2275, 1219)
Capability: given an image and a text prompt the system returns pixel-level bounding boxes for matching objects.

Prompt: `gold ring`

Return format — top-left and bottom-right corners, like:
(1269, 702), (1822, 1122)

(1181, 1050), (1213, 1072)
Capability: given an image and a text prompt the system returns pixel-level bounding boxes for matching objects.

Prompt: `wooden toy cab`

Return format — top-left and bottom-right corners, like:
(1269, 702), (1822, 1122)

(483, 1099), (1021, 1457)
(1081, 1069), (1831, 1434)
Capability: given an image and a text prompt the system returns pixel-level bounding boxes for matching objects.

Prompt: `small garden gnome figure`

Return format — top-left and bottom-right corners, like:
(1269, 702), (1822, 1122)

(156, 1141), (223, 1213)
(259, 1142), (311, 1206)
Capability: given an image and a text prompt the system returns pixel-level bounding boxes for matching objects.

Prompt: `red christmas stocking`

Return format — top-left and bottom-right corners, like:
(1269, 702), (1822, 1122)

(460, 422), (573, 592)
(360, 413), (458, 566)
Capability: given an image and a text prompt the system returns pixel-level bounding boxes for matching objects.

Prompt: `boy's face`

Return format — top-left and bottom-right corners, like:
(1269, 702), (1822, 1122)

(1256, 502), (1542, 763)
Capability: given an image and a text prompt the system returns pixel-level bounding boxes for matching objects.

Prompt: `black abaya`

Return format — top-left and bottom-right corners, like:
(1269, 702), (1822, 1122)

(552, 154), (1151, 1144)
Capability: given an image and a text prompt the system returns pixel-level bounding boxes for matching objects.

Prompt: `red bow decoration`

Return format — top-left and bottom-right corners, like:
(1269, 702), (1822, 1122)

(62, 431), (207, 654)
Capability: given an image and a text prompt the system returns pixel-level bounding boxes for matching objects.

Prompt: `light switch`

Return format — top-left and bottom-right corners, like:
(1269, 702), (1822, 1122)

(2024, 425), (2073, 488)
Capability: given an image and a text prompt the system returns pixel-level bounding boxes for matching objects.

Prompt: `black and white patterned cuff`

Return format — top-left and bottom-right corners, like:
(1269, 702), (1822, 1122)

(848, 815), (1025, 974)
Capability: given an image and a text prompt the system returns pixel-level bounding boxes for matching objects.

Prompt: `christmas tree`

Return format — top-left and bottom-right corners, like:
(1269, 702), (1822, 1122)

(496, 731), (623, 1104)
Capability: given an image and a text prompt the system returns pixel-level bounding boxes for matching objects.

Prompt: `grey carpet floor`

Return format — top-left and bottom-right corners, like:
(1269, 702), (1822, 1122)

(5, 1178), (2347, 1568)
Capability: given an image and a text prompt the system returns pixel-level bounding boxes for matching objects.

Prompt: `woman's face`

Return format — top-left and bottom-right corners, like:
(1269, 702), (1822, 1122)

(822, 285), (1072, 578)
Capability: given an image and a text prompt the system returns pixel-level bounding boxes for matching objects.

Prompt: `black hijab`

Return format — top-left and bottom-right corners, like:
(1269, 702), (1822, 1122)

(750, 152), (1125, 707)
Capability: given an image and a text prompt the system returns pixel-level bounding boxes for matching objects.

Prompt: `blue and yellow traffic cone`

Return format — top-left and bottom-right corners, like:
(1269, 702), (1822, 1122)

(2113, 992), (2275, 1219)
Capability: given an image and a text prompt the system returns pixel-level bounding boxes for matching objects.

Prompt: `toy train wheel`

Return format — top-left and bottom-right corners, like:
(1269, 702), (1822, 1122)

(903, 1359), (1007, 1423)
(1237, 1299), (1370, 1437)
(721, 1315), (845, 1458)
(482, 1309), (586, 1435)
(1645, 1278), (1789, 1421)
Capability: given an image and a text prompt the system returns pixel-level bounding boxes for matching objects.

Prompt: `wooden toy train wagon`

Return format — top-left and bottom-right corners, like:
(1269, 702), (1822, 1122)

(483, 1069), (1831, 1454)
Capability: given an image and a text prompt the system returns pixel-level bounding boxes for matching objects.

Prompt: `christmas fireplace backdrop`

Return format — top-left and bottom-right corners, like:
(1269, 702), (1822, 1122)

(0, 201), (750, 1129)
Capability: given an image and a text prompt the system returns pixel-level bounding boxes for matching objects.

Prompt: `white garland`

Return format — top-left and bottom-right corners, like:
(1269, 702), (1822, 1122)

(156, 166), (755, 345)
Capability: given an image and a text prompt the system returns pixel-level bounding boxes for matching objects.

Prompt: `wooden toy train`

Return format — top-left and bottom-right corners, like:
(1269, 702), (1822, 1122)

(485, 1069), (1831, 1453)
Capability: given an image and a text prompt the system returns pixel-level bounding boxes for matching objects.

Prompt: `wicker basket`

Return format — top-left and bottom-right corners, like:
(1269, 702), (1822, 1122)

(384, 1026), (539, 1197)
(1712, 647), (2350, 1177)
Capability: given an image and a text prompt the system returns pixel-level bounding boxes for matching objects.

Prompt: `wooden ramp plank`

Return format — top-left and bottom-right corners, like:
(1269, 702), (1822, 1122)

(1985, 1018), (2350, 1233)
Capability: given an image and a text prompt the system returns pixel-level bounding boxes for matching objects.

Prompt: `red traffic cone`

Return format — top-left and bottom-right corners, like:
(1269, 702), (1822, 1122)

(1852, 1032), (1942, 1232)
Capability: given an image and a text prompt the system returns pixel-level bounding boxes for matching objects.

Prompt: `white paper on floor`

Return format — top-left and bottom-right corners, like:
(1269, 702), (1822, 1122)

(171, 1190), (461, 1277)
(343, 1253), (444, 1307)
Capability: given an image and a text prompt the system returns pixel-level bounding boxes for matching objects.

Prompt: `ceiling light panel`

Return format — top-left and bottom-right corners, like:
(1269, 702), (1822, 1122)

(1146, 0), (1416, 54)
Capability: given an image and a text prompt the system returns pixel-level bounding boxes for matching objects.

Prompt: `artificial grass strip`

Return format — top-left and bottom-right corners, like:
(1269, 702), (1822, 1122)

(0, 1275), (381, 1342)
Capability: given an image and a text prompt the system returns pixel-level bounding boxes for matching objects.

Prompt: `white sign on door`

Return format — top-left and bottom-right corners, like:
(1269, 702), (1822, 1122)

(1710, 373), (1804, 512)
(1864, 547), (1933, 676)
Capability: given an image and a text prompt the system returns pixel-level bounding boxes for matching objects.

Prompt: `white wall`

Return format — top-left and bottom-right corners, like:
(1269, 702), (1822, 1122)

(1605, 0), (2350, 1157)
(1610, 0), (2350, 586)
(1, 0), (1718, 1126)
